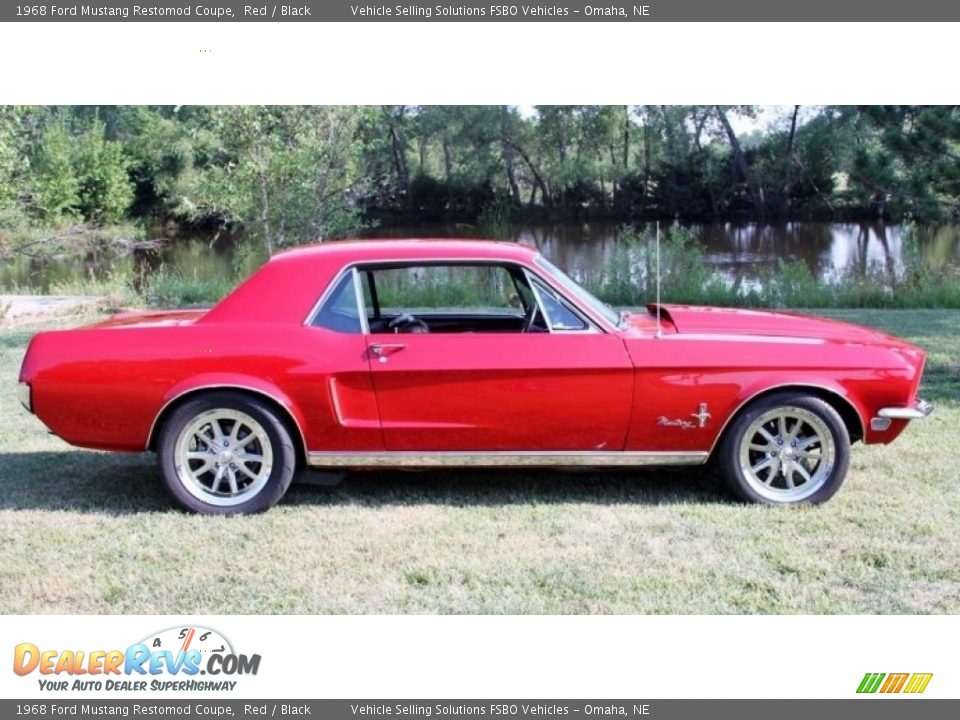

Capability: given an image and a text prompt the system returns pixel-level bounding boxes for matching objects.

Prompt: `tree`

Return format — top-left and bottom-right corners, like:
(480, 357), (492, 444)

(715, 105), (765, 214)
(180, 106), (367, 255)
(847, 105), (960, 220)
(72, 120), (134, 223)
(0, 107), (29, 212)
(4, 104), (960, 236)
(31, 123), (81, 223)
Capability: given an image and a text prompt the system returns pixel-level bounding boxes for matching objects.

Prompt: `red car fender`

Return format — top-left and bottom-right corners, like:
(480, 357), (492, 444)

(709, 376), (869, 453)
(148, 373), (310, 455)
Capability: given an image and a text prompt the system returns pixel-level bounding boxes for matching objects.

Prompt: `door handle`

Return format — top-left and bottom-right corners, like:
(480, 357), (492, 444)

(370, 343), (407, 363)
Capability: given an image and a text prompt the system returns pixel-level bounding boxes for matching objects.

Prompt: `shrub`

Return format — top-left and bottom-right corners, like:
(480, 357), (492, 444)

(144, 267), (234, 308)
(584, 222), (960, 310)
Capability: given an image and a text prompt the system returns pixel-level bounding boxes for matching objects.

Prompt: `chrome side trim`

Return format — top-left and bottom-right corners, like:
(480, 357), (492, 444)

(878, 399), (934, 419)
(146, 384), (308, 456)
(307, 450), (708, 468)
(705, 381), (867, 457)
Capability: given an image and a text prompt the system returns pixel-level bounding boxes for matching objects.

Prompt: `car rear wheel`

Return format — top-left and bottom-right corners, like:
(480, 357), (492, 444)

(157, 391), (296, 515)
(717, 393), (850, 505)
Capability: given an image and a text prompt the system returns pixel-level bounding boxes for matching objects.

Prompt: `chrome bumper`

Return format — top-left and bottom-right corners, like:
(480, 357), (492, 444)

(877, 399), (934, 420)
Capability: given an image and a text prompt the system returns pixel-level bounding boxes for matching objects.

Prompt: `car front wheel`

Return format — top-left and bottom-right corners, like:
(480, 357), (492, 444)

(157, 391), (297, 515)
(717, 393), (851, 505)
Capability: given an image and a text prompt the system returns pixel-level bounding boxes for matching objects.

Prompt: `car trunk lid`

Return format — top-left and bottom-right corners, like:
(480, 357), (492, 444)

(89, 309), (208, 329)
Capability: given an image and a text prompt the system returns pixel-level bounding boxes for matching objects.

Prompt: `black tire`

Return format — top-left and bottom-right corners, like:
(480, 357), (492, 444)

(716, 392), (850, 506)
(156, 391), (297, 515)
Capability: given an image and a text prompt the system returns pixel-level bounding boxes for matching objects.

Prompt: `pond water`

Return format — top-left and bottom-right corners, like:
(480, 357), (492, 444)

(3, 221), (959, 293)
(366, 222), (960, 287)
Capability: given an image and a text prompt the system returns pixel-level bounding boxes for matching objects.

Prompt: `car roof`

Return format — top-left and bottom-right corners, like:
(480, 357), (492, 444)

(270, 238), (541, 265)
(202, 239), (542, 325)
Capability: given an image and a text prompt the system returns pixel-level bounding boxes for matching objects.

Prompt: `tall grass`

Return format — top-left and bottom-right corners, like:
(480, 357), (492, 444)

(1, 271), (140, 307)
(143, 268), (235, 308)
(1, 267), (233, 311)
(585, 224), (960, 309)
(477, 195), (512, 240)
(594, 224), (736, 306)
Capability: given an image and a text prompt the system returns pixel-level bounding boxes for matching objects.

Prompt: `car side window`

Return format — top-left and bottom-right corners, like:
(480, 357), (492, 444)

(531, 278), (590, 331)
(357, 263), (540, 334)
(371, 265), (524, 314)
(312, 271), (362, 333)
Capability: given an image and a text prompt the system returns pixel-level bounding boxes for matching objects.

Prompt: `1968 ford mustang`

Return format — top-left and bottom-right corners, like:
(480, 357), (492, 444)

(17, 239), (932, 514)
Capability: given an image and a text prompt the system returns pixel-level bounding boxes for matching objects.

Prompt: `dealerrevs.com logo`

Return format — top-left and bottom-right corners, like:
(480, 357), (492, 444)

(13, 626), (261, 692)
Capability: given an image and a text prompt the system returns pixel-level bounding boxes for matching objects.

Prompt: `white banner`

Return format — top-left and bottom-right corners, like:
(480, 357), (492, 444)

(2, 615), (956, 699)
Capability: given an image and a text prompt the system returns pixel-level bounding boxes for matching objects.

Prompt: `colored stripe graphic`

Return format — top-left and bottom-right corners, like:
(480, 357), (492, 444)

(857, 673), (885, 693)
(904, 673), (933, 694)
(857, 672), (932, 694)
(880, 673), (909, 693)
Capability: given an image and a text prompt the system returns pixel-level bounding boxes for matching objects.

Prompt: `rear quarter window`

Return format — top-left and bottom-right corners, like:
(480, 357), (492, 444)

(312, 272), (362, 333)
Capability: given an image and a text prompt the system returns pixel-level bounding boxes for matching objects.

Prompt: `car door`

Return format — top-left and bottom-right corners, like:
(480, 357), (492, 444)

(362, 263), (634, 452)
(302, 268), (385, 452)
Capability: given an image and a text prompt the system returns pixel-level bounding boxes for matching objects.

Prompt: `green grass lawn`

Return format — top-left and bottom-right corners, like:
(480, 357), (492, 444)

(0, 309), (957, 614)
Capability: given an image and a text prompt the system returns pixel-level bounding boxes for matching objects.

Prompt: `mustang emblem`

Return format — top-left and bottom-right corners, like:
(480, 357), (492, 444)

(658, 403), (711, 430)
(692, 402), (711, 428)
(657, 416), (696, 429)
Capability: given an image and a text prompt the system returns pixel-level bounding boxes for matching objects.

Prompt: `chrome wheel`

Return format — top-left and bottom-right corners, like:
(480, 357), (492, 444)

(173, 409), (274, 507)
(737, 406), (836, 502)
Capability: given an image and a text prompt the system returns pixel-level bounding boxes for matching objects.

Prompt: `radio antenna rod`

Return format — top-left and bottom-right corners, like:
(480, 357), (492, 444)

(655, 221), (663, 339)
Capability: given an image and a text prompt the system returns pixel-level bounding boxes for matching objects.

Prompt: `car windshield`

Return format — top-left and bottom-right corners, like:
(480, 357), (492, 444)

(534, 255), (620, 327)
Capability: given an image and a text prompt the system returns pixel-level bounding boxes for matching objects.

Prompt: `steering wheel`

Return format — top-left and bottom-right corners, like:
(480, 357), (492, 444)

(388, 313), (430, 334)
(523, 301), (542, 333)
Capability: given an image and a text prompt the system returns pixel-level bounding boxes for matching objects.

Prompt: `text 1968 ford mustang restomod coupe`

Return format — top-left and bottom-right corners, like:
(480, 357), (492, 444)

(17, 239), (932, 514)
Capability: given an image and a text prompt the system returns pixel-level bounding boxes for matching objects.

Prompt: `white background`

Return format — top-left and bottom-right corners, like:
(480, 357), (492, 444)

(0, 22), (956, 104)
(3, 615), (957, 698)
(0, 19), (956, 701)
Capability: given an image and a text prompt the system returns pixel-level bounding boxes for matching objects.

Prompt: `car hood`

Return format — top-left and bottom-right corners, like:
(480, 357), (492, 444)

(90, 309), (208, 329)
(644, 304), (909, 348)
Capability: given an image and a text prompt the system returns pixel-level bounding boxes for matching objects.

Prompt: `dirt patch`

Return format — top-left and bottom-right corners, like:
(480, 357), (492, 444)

(0, 295), (103, 325)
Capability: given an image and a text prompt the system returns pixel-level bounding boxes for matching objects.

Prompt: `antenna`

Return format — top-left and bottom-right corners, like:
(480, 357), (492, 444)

(654, 221), (663, 339)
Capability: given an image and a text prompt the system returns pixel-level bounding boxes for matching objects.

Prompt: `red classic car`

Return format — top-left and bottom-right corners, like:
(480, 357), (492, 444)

(17, 239), (932, 514)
